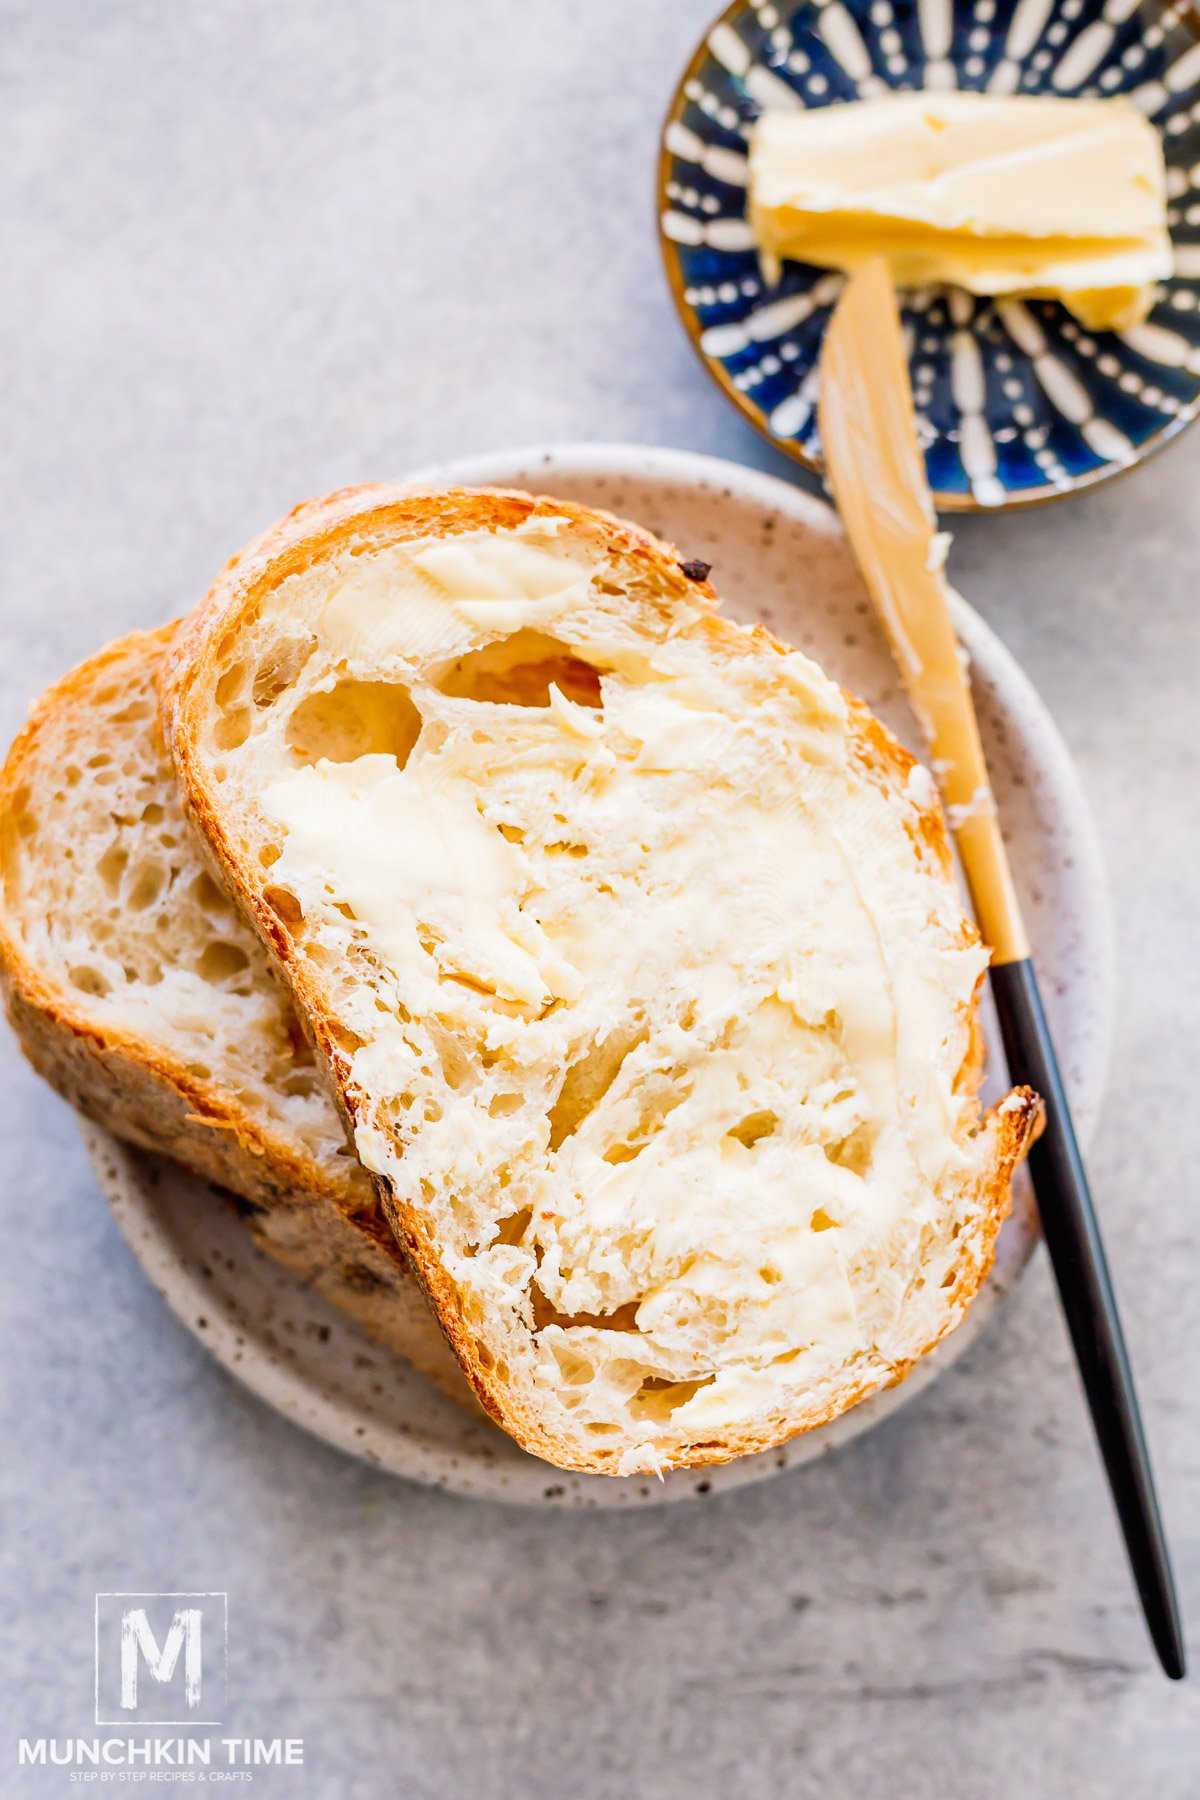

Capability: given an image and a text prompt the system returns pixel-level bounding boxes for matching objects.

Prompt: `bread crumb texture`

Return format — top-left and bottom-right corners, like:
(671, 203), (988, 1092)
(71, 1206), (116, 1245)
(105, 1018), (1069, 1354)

(172, 487), (1037, 1473)
(0, 631), (349, 1172)
(0, 628), (484, 1404)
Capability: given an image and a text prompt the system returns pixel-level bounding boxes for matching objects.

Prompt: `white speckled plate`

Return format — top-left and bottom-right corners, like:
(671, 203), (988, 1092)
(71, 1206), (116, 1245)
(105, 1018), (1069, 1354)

(82, 444), (1113, 1507)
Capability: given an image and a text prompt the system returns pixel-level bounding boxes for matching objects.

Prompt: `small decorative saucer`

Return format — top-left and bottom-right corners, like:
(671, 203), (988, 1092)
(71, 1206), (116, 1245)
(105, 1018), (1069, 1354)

(659, 0), (1200, 509)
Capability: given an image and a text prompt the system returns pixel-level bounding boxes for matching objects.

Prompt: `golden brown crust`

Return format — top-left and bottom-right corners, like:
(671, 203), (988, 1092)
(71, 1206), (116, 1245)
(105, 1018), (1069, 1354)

(0, 627), (476, 1408)
(165, 483), (1040, 1473)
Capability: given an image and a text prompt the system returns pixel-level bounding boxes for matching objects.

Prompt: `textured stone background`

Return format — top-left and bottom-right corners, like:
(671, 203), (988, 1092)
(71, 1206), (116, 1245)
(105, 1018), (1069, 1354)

(1, 4), (1196, 1795)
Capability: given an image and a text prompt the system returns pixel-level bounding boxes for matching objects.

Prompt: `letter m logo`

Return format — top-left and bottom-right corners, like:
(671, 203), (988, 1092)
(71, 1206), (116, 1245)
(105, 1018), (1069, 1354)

(95, 1593), (227, 1725)
(121, 1606), (201, 1710)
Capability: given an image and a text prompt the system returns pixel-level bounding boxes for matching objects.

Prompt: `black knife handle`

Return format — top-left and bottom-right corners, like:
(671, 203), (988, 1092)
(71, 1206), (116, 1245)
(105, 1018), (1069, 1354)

(990, 956), (1185, 1679)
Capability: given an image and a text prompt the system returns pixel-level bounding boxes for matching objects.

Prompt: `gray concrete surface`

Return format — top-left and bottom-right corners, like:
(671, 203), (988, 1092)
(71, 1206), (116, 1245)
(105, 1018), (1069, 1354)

(1, 3), (1196, 1795)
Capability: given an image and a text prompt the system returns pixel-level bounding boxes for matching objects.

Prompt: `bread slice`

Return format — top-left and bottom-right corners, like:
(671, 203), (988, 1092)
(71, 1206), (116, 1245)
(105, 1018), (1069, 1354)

(0, 626), (468, 1399)
(165, 484), (1039, 1475)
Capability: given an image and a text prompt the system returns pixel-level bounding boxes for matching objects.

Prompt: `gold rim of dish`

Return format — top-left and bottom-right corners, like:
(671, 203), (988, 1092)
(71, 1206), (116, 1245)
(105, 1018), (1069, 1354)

(655, 0), (1200, 515)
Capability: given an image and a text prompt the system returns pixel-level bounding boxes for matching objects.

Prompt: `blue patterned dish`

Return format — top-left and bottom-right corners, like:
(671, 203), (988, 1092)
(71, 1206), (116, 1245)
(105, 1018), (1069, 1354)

(658, 0), (1200, 508)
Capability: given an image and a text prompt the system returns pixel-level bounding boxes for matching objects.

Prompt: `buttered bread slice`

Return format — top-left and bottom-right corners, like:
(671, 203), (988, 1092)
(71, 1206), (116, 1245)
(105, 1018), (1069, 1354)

(166, 486), (1038, 1475)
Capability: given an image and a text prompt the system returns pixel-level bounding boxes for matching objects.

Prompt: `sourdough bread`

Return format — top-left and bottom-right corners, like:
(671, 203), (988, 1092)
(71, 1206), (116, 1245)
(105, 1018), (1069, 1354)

(0, 627), (468, 1399)
(166, 485), (1038, 1475)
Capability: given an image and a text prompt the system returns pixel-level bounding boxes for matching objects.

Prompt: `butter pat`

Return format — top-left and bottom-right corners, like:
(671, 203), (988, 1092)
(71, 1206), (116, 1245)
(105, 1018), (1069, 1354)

(748, 93), (1172, 330)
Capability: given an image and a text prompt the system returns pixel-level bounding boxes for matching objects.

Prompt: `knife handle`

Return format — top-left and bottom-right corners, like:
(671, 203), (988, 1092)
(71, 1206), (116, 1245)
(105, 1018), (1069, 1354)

(989, 956), (1185, 1680)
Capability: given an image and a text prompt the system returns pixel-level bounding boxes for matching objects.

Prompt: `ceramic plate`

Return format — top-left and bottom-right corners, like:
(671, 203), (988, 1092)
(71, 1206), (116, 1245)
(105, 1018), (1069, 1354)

(659, 0), (1200, 509)
(82, 444), (1113, 1507)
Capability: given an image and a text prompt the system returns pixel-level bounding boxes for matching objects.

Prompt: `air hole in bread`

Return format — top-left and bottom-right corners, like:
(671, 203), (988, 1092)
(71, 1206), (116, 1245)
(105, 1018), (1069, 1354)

(493, 1206), (532, 1246)
(426, 1021), (475, 1091)
(727, 1110), (778, 1149)
(253, 636), (315, 707)
(630, 1375), (715, 1424)
(601, 1142), (641, 1166)
(489, 1091), (524, 1118)
(186, 1062), (212, 1081)
(214, 664), (248, 708)
(547, 1342), (597, 1387)
(810, 1208), (839, 1233)
(198, 941), (251, 983)
(259, 843), (281, 868)
(285, 679), (422, 767)
(547, 1022), (648, 1151)
(436, 630), (603, 710)
(4, 786), (36, 845)
(825, 1124), (873, 1176)
(213, 707), (251, 752)
(96, 844), (127, 896)
(111, 699), (153, 725)
(127, 861), (167, 912)
(191, 871), (230, 913)
(532, 1287), (641, 1333)
(69, 964), (110, 998)
(598, 1070), (690, 1166)
(441, 972), (532, 1019)
(263, 884), (304, 926)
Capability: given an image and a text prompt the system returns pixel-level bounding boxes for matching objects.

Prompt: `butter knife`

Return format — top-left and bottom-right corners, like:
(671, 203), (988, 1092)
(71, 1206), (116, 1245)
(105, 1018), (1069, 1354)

(818, 256), (1185, 1681)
